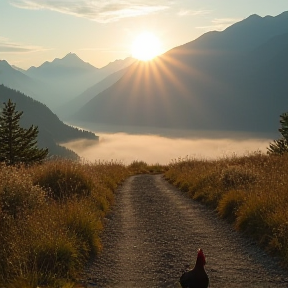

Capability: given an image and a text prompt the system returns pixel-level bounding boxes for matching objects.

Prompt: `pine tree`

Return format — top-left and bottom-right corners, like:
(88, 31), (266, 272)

(0, 99), (48, 165)
(279, 112), (288, 140)
(268, 112), (288, 155)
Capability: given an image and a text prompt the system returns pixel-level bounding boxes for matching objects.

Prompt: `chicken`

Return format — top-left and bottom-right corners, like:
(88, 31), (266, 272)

(179, 248), (209, 288)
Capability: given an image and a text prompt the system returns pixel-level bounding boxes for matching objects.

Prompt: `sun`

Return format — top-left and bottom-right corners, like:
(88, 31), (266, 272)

(131, 32), (161, 61)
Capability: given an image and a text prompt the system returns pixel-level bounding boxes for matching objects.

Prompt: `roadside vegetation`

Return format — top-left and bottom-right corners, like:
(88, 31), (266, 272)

(0, 159), (129, 288)
(1, 153), (288, 287)
(165, 152), (288, 266)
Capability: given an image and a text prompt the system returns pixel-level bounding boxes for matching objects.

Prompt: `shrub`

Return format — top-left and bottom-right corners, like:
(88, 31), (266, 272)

(0, 165), (46, 218)
(235, 193), (274, 245)
(33, 160), (94, 200)
(32, 237), (78, 283)
(0, 205), (80, 286)
(269, 211), (288, 260)
(62, 199), (103, 258)
(217, 190), (246, 221)
(191, 172), (220, 206)
(220, 165), (256, 191)
(128, 160), (149, 174)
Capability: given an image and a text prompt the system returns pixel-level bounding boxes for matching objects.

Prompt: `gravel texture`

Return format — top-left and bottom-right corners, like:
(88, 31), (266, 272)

(77, 174), (288, 288)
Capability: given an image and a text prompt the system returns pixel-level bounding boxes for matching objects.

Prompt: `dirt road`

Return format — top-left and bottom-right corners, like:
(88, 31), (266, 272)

(79, 174), (288, 287)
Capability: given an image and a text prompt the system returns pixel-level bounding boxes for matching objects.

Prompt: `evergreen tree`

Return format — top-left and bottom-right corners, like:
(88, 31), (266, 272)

(268, 112), (288, 155)
(0, 99), (48, 165)
(279, 112), (288, 140)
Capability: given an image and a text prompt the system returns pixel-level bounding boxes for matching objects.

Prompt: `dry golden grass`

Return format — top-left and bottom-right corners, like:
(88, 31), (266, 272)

(165, 152), (288, 266)
(127, 160), (168, 174)
(2, 153), (288, 286)
(0, 159), (130, 287)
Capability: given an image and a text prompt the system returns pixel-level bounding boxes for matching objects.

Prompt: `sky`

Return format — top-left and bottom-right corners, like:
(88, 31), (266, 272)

(1, 0), (288, 69)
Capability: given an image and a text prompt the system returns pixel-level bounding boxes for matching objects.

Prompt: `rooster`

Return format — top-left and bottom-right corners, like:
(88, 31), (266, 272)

(179, 248), (209, 288)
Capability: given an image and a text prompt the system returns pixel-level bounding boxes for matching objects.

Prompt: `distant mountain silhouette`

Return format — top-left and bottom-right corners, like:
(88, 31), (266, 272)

(96, 57), (135, 78)
(60, 66), (131, 119)
(25, 53), (135, 110)
(24, 53), (100, 109)
(0, 85), (98, 160)
(27, 52), (98, 76)
(71, 11), (288, 134)
(0, 60), (45, 100)
(0, 53), (135, 111)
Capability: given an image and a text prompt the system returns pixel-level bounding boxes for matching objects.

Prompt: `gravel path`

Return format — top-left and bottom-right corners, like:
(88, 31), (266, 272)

(78, 174), (288, 288)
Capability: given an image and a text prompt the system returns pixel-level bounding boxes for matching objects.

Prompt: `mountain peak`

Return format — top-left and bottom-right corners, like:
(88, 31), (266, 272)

(62, 52), (80, 60)
(246, 13), (262, 20)
(0, 60), (11, 68)
(55, 52), (82, 64)
(53, 52), (98, 70)
(26, 52), (98, 72)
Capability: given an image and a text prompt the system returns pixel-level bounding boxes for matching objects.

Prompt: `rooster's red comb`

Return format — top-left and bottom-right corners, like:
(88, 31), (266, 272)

(197, 248), (206, 266)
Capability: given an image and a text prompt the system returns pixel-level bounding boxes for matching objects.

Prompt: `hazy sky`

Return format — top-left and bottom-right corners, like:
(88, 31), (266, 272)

(1, 0), (287, 69)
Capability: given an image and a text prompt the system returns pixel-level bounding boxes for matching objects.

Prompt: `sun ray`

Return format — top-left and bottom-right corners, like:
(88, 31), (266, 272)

(112, 42), (226, 128)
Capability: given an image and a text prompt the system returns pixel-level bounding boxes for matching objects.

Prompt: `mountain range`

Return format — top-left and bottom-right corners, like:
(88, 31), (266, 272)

(1, 11), (287, 140)
(70, 11), (288, 134)
(0, 54), (135, 111)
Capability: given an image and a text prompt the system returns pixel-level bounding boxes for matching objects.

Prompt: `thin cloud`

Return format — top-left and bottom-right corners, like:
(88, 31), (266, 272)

(197, 17), (242, 31)
(177, 9), (211, 17)
(0, 36), (46, 53)
(10, 0), (170, 23)
(63, 132), (270, 165)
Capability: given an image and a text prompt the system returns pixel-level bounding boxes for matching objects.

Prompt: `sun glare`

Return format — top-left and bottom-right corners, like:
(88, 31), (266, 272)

(132, 32), (161, 61)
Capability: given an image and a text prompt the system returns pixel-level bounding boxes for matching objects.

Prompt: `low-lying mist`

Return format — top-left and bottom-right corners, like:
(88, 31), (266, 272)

(63, 131), (272, 165)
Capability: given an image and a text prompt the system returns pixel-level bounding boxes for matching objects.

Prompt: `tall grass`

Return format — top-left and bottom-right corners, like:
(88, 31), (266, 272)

(2, 153), (288, 286)
(0, 159), (129, 287)
(165, 152), (288, 265)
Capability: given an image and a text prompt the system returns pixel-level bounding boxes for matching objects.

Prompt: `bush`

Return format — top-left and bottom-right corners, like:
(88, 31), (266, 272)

(33, 160), (94, 200)
(62, 199), (103, 258)
(127, 160), (166, 174)
(220, 165), (256, 191)
(32, 237), (78, 282)
(217, 190), (246, 221)
(0, 165), (46, 218)
(128, 160), (149, 174)
(269, 209), (288, 258)
(235, 194), (274, 244)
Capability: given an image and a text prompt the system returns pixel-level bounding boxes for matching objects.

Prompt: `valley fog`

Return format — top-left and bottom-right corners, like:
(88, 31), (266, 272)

(63, 123), (273, 165)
